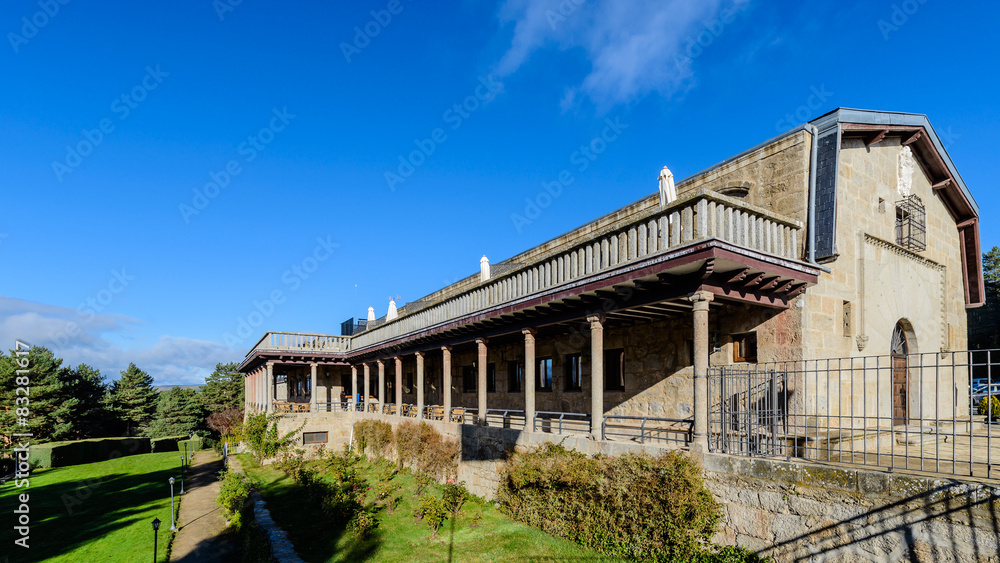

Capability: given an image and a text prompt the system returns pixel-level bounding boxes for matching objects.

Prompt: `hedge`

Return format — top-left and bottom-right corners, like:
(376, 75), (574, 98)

(150, 435), (187, 453)
(28, 438), (152, 468)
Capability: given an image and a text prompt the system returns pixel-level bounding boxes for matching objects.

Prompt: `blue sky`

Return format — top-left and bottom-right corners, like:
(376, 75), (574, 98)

(1, 1), (997, 384)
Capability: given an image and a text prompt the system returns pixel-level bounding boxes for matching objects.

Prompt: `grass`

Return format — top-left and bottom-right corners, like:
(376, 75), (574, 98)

(0, 451), (188, 562)
(238, 453), (617, 562)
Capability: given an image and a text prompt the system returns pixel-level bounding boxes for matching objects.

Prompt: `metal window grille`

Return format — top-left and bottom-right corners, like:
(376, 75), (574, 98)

(895, 194), (926, 251)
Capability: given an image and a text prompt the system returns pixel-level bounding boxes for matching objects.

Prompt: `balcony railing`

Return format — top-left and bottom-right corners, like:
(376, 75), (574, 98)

(245, 190), (803, 359)
(245, 331), (352, 359)
(350, 189), (802, 349)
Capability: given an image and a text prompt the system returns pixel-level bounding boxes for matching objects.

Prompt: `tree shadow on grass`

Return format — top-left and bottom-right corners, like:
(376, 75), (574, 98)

(253, 473), (382, 562)
(1, 465), (182, 562)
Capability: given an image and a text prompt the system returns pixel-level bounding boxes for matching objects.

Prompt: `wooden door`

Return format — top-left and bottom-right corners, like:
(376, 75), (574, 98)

(891, 354), (907, 425)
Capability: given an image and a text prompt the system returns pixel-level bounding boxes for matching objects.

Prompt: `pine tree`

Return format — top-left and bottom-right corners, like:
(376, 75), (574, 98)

(108, 363), (158, 436)
(0, 346), (67, 453)
(50, 364), (111, 441)
(201, 362), (244, 414)
(145, 387), (205, 438)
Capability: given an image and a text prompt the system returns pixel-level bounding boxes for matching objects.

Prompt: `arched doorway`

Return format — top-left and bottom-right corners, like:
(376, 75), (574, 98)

(890, 322), (909, 425)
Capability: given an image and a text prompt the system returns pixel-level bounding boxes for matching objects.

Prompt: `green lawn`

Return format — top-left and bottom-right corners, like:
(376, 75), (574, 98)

(0, 451), (188, 562)
(238, 454), (616, 562)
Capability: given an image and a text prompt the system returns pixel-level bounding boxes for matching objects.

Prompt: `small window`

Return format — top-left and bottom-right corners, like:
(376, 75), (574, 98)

(564, 354), (583, 391)
(303, 431), (327, 445)
(487, 363), (496, 393)
(462, 365), (476, 393)
(605, 348), (625, 391)
(507, 361), (522, 392)
(733, 333), (758, 363)
(537, 358), (553, 391)
(843, 301), (852, 337)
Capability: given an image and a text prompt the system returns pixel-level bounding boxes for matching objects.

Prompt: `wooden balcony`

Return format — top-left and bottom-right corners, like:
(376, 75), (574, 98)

(350, 189), (804, 349)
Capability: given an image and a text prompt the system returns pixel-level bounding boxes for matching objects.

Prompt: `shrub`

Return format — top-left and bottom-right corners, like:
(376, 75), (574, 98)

(442, 480), (469, 515)
(275, 448), (307, 478)
(498, 444), (722, 562)
(243, 412), (303, 463)
(217, 470), (253, 518)
(28, 438), (151, 468)
(414, 473), (433, 497)
(353, 420), (393, 459)
(416, 494), (451, 536)
(393, 421), (460, 480)
(979, 395), (1000, 419)
(150, 435), (187, 453)
(349, 507), (379, 538)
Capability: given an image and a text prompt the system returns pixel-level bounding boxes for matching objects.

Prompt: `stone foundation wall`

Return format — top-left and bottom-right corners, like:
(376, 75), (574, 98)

(272, 412), (999, 561)
(705, 454), (1000, 562)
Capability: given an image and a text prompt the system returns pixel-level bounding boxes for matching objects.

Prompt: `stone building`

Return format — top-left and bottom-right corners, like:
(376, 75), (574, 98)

(240, 108), (983, 455)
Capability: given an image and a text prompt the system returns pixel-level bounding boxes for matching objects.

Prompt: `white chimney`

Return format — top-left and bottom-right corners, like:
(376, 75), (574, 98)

(480, 255), (490, 282)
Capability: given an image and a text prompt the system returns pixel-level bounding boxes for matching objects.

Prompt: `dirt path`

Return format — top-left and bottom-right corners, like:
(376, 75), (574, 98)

(170, 449), (238, 562)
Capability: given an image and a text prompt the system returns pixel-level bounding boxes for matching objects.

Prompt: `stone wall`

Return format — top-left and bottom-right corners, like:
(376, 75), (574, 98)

(705, 454), (1000, 563)
(272, 411), (998, 561)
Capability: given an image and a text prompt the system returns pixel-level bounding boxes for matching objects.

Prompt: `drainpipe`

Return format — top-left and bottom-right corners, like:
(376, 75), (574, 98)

(807, 124), (819, 265)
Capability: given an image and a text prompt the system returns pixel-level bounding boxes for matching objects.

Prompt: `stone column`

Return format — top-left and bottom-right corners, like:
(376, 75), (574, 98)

(416, 351), (425, 420)
(523, 329), (537, 433)
(476, 339), (488, 425)
(351, 365), (358, 411)
(442, 346), (453, 421)
(394, 356), (403, 417)
(363, 363), (371, 412)
(588, 316), (604, 440)
(265, 362), (274, 413)
(310, 363), (318, 411)
(377, 359), (386, 415)
(690, 290), (714, 455)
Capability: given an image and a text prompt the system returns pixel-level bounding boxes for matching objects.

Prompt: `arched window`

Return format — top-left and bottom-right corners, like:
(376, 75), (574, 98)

(891, 322), (908, 355)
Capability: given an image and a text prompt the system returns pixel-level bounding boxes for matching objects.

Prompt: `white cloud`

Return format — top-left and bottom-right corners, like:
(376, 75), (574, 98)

(0, 296), (236, 386)
(494, 0), (732, 108)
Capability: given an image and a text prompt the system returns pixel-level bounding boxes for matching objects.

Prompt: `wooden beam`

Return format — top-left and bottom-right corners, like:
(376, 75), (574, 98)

(932, 179), (952, 191)
(760, 277), (780, 291)
(727, 268), (751, 284)
(787, 283), (807, 297)
(901, 130), (922, 146)
(774, 279), (795, 294)
(742, 272), (766, 288)
(865, 129), (889, 148)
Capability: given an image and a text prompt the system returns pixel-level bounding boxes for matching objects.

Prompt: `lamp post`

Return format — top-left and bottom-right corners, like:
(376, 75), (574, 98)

(183, 441), (188, 469)
(168, 477), (177, 531)
(179, 457), (185, 494)
(151, 517), (160, 562)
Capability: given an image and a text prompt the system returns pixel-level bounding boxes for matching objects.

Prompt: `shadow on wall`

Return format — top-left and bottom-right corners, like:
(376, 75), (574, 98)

(458, 423), (521, 462)
(765, 480), (1000, 561)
